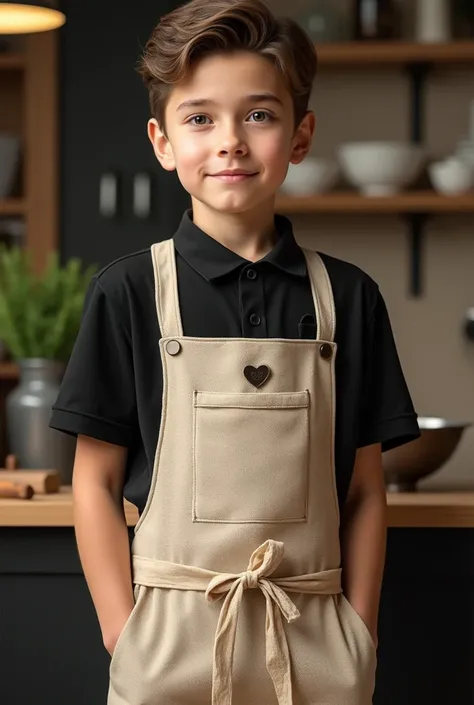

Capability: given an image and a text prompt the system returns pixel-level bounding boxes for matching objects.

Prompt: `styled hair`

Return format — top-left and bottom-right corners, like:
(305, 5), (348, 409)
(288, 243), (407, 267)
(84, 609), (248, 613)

(136, 0), (318, 132)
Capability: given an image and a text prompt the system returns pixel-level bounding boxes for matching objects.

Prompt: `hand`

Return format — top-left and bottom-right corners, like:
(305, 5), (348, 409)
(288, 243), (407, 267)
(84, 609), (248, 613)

(360, 613), (378, 650)
(351, 602), (378, 650)
(103, 611), (132, 656)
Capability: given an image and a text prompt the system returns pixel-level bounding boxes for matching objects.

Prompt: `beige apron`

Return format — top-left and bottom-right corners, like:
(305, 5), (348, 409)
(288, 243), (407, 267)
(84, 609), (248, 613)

(107, 239), (377, 705)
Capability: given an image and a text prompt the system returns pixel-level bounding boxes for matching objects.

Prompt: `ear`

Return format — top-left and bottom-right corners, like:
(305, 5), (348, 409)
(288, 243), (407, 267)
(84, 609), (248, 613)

(289, 111), (316, 165)
(147, 118), (176, 171)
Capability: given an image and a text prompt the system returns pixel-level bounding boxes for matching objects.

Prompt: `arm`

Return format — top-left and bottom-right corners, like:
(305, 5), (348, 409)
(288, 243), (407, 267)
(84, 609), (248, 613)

(73, 434), (134, 655)
(340, 442), (387, 648)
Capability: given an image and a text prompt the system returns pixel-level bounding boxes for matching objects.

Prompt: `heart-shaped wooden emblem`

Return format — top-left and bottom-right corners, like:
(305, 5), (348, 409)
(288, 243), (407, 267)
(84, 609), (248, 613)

(244, 365), (271, 388)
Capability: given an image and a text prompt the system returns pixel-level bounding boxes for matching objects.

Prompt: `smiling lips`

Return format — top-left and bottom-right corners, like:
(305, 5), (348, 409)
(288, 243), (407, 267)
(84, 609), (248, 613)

(210, 169), (258, 183)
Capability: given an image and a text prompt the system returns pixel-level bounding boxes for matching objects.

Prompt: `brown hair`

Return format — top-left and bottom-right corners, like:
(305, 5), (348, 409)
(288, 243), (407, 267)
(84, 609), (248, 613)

(137, 0), (318, 133)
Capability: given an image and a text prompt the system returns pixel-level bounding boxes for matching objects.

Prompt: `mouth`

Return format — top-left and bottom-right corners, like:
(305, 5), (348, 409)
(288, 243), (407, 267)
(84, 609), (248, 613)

(209, 170), (258, 183)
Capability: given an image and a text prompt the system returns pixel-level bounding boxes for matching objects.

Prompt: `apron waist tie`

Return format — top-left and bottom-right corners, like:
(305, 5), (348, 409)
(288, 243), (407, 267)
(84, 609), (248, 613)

(132, 539), (342, 705)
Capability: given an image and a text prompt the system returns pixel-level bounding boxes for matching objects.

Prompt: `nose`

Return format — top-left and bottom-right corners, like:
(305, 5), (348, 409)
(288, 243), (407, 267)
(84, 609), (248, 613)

(217, 121), (248, 158)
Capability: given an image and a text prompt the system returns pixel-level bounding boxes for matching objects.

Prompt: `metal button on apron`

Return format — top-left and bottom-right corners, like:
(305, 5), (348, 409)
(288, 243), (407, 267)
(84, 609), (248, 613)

(319, 343), (332, 360)
(166, 340), (181, 356)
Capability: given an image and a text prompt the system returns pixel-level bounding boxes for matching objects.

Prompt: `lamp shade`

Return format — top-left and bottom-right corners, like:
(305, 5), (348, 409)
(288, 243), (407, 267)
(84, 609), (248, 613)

(0, 1), (65, 34)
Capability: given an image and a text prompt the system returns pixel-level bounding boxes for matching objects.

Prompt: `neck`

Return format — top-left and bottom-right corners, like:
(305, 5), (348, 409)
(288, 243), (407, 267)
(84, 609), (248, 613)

(190, 197), (278, 262)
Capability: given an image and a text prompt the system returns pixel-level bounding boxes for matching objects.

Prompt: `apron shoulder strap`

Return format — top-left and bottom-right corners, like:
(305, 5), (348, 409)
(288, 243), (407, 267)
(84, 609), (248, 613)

(150, 240), (335, 343)
(301, 249), (336, 343)
(151, 240), (183, 339)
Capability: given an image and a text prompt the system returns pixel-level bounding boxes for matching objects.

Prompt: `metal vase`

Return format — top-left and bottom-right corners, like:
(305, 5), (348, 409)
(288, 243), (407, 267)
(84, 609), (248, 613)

(5, 358), (76, 484)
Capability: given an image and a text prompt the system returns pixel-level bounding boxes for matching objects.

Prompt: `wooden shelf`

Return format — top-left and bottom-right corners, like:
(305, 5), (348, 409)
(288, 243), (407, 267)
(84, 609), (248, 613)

(10, 42), (470, 73)
(1, 488), (474, 527)
(317, 41), (474, 67)
(4, 43), (473, 71)
(0, 53), (25, 72)
(276, 191), (474, 214)
(0, 198), (27, 216)
(0, 363), (19, 381)
(0, 488), (140, 527)
(386, 491), (474, 528)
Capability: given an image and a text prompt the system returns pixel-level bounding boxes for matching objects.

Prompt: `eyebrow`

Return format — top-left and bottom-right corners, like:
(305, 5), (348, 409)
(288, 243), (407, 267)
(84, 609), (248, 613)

(176, 93), (284, 112)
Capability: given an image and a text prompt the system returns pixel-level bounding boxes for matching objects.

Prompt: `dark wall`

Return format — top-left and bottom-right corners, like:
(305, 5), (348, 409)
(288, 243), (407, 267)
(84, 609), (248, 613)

(59, 0), (189, 268)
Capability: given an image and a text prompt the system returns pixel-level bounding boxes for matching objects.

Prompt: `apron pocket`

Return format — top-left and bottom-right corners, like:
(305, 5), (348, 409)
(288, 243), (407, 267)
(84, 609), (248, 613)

(340, 593), (377, 655)
(109, 584), (143, 679)
(193, 389), (310, 523)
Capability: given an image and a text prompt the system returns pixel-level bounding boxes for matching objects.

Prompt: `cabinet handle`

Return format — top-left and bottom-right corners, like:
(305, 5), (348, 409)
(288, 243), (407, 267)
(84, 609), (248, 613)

(99, 172), (118, 218)
(133, 172), (152, 219)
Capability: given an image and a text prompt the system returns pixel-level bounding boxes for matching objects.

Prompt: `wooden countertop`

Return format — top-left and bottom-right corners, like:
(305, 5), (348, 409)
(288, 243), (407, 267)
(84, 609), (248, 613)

(1, 488), (474, 527)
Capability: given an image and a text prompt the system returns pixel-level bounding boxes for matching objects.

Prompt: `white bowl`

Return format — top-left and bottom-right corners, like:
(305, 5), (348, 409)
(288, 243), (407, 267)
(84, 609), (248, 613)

(455, 140), (474, 174)
(281, 158), (339, 196)
(0, 133), (21, 198)
(429, 158), (474, 195)
(337, 141), (426, 196)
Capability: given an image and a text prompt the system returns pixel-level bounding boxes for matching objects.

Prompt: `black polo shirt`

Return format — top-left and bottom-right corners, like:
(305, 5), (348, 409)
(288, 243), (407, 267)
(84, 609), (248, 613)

(50, 210), (419, 513)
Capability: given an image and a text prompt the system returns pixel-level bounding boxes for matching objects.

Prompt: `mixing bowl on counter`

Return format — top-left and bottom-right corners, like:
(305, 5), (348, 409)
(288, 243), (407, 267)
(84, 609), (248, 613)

(383, 416), (471, 492)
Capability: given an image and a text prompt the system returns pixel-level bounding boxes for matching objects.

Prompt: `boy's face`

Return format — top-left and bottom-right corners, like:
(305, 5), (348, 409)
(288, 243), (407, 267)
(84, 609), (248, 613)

(148, 51), (314, 216)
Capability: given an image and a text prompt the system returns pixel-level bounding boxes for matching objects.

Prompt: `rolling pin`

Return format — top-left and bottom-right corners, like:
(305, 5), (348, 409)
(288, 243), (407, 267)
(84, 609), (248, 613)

(0, 454), (60, 494)
(0, 481), (35, 500)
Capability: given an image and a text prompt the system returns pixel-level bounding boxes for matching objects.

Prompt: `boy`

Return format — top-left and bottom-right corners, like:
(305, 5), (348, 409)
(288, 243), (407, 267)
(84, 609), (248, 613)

(50, 0), (420, 703)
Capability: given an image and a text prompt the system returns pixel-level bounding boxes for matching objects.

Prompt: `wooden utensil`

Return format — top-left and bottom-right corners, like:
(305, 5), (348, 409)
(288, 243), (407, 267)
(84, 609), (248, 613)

(0, 480), (34, 500)
(0, 455), (60, 494)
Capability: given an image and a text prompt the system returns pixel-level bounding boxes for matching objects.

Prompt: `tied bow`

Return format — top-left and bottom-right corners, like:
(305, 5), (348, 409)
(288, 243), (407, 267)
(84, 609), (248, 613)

(205, 539), (300, 705)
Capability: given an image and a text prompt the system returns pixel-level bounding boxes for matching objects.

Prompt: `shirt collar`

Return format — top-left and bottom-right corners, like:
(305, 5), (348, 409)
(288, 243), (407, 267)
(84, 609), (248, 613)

(173, 210), (307, 281)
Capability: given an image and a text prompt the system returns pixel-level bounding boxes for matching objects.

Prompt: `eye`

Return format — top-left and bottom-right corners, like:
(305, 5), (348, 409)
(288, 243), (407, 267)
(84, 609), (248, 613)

(248, 110), (273, 123)
(187, 114), (211, 126)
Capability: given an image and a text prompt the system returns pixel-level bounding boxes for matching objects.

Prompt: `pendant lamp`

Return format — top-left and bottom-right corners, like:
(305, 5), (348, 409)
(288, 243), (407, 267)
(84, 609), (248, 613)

(0, 1), (65, 34)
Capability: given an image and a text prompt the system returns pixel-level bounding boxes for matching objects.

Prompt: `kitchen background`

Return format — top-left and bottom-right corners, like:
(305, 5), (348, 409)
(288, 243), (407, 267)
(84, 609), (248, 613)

(1, 0), (474, 491)
(286, 0), (474, 492)
(1, 2), (474, 705)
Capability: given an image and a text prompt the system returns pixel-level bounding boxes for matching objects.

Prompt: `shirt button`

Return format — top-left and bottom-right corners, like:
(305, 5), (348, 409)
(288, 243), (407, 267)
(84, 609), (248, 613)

(249, 313), (261, 326)
(246, 269), (257, 280)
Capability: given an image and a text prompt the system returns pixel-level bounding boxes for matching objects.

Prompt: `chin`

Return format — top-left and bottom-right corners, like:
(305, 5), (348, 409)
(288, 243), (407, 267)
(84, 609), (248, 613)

(206, 193), (272, 215)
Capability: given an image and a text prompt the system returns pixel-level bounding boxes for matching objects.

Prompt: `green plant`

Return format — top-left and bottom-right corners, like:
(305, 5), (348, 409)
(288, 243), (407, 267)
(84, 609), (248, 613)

(0, 246), (96, 361)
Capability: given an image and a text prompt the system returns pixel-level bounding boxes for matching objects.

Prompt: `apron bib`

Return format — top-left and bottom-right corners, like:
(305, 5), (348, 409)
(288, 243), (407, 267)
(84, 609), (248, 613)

(107, 240), (377, 705)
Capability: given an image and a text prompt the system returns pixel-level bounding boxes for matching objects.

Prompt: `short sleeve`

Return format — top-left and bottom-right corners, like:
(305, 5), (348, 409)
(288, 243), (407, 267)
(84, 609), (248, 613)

(49, 277), (138, 447)
(358, 289), (420, 452)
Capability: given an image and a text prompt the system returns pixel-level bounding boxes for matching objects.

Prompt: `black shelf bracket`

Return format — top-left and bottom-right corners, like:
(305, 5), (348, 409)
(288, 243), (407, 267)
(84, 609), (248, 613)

(404, 213), (428, 297)
(408, 61), (432, 145)
(405, 61), (433, 298)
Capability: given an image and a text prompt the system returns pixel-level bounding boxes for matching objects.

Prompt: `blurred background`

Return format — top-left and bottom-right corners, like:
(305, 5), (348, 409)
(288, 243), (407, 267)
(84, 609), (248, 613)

(1, 4), (474, 704)
(1, 0), (473, 490)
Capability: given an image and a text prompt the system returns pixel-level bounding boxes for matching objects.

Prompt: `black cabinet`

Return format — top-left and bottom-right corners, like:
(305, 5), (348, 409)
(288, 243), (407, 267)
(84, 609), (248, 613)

(0, 528), (127, 705)
(59, 0), (189, 267)
(1, 527), (473, 705)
